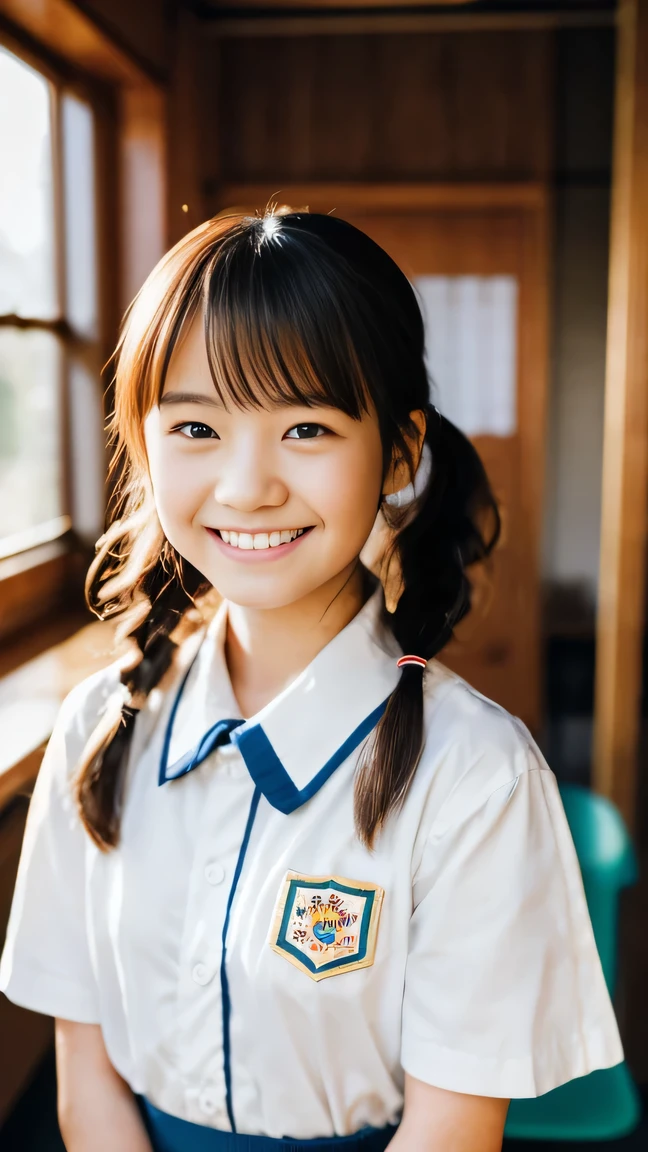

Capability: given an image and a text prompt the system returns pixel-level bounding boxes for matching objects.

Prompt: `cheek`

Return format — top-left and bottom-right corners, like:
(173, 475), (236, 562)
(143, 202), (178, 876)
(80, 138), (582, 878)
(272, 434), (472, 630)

(152, 464), (194, 536)
(144, 417), (205, 535)
(309, 442), (383, 545)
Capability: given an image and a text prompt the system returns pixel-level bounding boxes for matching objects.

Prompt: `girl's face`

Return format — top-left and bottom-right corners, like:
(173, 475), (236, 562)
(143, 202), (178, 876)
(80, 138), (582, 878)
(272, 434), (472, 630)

(144, 315), (386, 610)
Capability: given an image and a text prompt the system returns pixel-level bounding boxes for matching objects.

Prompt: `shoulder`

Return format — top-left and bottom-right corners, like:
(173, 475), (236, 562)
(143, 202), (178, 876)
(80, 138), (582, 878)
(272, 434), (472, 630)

(52, 661), (125, 770)
(414, 661), (549, 832)
(21, 661), (125, 824)
(60, 660), (124, 728)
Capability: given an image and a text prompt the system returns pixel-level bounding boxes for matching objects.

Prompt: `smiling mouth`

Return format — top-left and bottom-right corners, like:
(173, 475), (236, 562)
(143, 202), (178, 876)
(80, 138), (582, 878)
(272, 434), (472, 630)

(213, 527), (314, 551)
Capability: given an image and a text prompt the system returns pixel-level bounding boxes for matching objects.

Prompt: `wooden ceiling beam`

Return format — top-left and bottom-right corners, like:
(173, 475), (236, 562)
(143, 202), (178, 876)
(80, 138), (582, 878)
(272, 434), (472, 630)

(202, 7), (613, 38)
(0, 0), (160, 83)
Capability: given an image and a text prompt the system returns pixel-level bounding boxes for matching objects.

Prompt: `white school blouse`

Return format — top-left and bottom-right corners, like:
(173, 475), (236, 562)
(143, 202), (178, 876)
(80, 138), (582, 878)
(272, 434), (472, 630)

(0, 592), (623, 1138)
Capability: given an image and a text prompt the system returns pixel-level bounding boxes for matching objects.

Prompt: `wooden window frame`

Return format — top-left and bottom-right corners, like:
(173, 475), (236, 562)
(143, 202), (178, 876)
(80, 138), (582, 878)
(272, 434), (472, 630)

(0, 5), (167, 652)
(0, 31), (111, 642)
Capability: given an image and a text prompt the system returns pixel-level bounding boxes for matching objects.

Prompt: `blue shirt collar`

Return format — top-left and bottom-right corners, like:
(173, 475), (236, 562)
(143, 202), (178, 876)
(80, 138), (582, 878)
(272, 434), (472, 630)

(158, 589), (401, 812)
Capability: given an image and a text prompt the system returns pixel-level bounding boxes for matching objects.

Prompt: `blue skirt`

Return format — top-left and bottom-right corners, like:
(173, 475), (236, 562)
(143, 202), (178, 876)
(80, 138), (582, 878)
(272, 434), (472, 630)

(137, 1097), (398, 1152)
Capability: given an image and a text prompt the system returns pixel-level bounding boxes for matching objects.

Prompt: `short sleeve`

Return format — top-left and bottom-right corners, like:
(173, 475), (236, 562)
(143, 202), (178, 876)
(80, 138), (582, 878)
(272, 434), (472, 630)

(401, 749), (625, 1099)
(0, 672), (117, 1023)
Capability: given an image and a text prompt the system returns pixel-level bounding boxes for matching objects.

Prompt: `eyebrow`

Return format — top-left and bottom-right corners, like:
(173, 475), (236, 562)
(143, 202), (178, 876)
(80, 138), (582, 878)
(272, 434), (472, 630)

(160, 390), (222, 407)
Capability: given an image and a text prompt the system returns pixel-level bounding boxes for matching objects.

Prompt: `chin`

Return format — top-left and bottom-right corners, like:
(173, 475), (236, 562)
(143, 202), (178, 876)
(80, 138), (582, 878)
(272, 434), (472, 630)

(192, 560), (313, 610)
(178, 535), (360, 611)
(214, 582), (317, 611)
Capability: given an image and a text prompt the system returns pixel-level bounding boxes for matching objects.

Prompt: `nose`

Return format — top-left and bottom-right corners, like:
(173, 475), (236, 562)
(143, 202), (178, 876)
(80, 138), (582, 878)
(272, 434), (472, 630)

(212, 438), (288, 512)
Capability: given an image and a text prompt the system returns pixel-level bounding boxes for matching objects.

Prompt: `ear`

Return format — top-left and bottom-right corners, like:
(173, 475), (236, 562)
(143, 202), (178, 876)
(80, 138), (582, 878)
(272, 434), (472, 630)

(382, 409), (427, 498)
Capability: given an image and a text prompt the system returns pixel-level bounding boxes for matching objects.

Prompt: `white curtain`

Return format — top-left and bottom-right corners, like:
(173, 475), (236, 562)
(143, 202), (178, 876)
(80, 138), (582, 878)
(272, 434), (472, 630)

(414, 275), (518, 437)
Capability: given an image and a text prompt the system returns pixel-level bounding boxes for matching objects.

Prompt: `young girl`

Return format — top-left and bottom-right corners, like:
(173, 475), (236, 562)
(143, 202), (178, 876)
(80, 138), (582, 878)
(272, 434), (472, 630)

(1, 209), (622, 1152)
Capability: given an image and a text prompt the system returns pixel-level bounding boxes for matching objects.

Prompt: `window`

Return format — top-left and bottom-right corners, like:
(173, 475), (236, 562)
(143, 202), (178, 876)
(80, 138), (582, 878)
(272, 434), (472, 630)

(0, 45), (105, 567)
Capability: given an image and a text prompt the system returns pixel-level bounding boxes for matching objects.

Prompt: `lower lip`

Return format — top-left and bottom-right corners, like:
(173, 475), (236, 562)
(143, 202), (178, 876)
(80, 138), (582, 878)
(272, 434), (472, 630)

(205, 528), (313, 563)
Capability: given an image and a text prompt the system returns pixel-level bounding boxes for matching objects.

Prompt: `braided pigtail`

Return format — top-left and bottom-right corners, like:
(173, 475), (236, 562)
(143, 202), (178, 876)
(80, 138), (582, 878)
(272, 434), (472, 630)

(75, 490), (209, 852)
(354, 406), (500, 847)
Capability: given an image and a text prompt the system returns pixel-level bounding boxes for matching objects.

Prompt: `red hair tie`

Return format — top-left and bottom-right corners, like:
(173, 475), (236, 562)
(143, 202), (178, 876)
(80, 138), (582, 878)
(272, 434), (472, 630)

(397, 655), (427, 670)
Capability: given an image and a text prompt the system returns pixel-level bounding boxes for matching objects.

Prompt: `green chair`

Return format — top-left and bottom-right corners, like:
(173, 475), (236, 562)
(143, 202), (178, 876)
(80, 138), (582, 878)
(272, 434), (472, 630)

(504, 783), (642, 1142)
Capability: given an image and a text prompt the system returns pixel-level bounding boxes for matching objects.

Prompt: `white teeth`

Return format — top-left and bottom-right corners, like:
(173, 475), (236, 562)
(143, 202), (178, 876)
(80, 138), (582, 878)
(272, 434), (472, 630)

(218, 528), (307, 550)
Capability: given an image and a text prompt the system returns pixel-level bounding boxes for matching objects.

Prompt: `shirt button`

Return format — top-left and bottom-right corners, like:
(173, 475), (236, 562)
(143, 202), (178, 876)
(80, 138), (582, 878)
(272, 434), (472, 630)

(199, 1087), (219, 1116)
(192, 963), (215, 986)
(204, 861), (225, 886)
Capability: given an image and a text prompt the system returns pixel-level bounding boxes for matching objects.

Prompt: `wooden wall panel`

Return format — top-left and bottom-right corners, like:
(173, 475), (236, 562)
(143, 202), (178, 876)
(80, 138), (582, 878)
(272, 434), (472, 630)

(215, 31), (552, 185)
(168, 8), (209, 243)
(119, 85), (167, 306)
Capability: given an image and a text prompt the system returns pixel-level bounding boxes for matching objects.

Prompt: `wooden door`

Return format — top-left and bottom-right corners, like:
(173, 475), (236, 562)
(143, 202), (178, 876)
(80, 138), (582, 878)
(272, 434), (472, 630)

(218, 185), (549, 730)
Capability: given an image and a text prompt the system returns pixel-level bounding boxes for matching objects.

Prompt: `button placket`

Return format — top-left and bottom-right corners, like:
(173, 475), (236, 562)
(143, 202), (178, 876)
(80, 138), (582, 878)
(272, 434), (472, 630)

(192, 962), (215, 986)
(205, 861), (225, 886)
(174, 759), (255, 1092)
(184, 1081), (227, 1128)
(198, 1086), (220, 1116)
(217, 742), (242, 778)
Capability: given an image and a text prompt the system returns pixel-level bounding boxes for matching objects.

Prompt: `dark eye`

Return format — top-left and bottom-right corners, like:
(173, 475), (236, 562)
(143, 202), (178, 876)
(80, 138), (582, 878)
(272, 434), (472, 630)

(284, 423), (328, 440)
(176, 422), (218, 440)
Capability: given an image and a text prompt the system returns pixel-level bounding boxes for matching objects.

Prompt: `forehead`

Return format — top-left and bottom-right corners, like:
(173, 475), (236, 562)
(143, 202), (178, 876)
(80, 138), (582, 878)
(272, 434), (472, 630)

(162, 313), (211, 395)
(158, 298), (375, 424)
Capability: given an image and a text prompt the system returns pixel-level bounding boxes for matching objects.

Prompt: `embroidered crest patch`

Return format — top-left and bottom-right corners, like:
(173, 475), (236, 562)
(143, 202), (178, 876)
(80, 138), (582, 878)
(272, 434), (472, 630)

(268, 871), (384, 981)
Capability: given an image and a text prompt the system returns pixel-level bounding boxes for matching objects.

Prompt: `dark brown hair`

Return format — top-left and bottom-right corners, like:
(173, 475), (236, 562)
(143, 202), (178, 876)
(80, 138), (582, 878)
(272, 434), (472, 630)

(78, 208), (499, 851)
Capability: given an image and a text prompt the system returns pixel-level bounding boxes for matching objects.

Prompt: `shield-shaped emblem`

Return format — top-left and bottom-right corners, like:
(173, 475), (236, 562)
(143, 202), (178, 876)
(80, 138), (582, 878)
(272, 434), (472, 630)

(268, 871), (384, 981)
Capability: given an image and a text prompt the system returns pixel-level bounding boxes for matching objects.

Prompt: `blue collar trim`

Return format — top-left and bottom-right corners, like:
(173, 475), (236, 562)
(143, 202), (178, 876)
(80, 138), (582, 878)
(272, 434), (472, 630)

(158, 657), (244, 786)
(158, 653), (389, 810)
(232, 699), (388, 815)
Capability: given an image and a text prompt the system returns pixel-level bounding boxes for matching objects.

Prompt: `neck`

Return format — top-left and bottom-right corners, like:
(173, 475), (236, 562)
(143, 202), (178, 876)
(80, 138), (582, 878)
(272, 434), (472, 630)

(225, 563), (369, 718)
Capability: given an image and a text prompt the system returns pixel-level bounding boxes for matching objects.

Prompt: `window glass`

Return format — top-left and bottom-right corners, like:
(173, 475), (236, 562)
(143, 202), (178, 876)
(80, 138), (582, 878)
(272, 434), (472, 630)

(0, 329), (64, 556)
(62, 92), (98, 338)
(0, 47), (57, 318)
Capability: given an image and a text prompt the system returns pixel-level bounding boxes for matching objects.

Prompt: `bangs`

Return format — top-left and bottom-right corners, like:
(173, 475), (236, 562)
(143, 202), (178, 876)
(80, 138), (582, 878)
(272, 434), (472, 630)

(199, 225), (372, 418)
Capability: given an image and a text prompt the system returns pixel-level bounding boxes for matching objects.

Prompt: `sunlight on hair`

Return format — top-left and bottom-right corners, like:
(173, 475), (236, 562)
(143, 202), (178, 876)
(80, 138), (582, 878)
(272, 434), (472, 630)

(261, 213), (282, 243)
